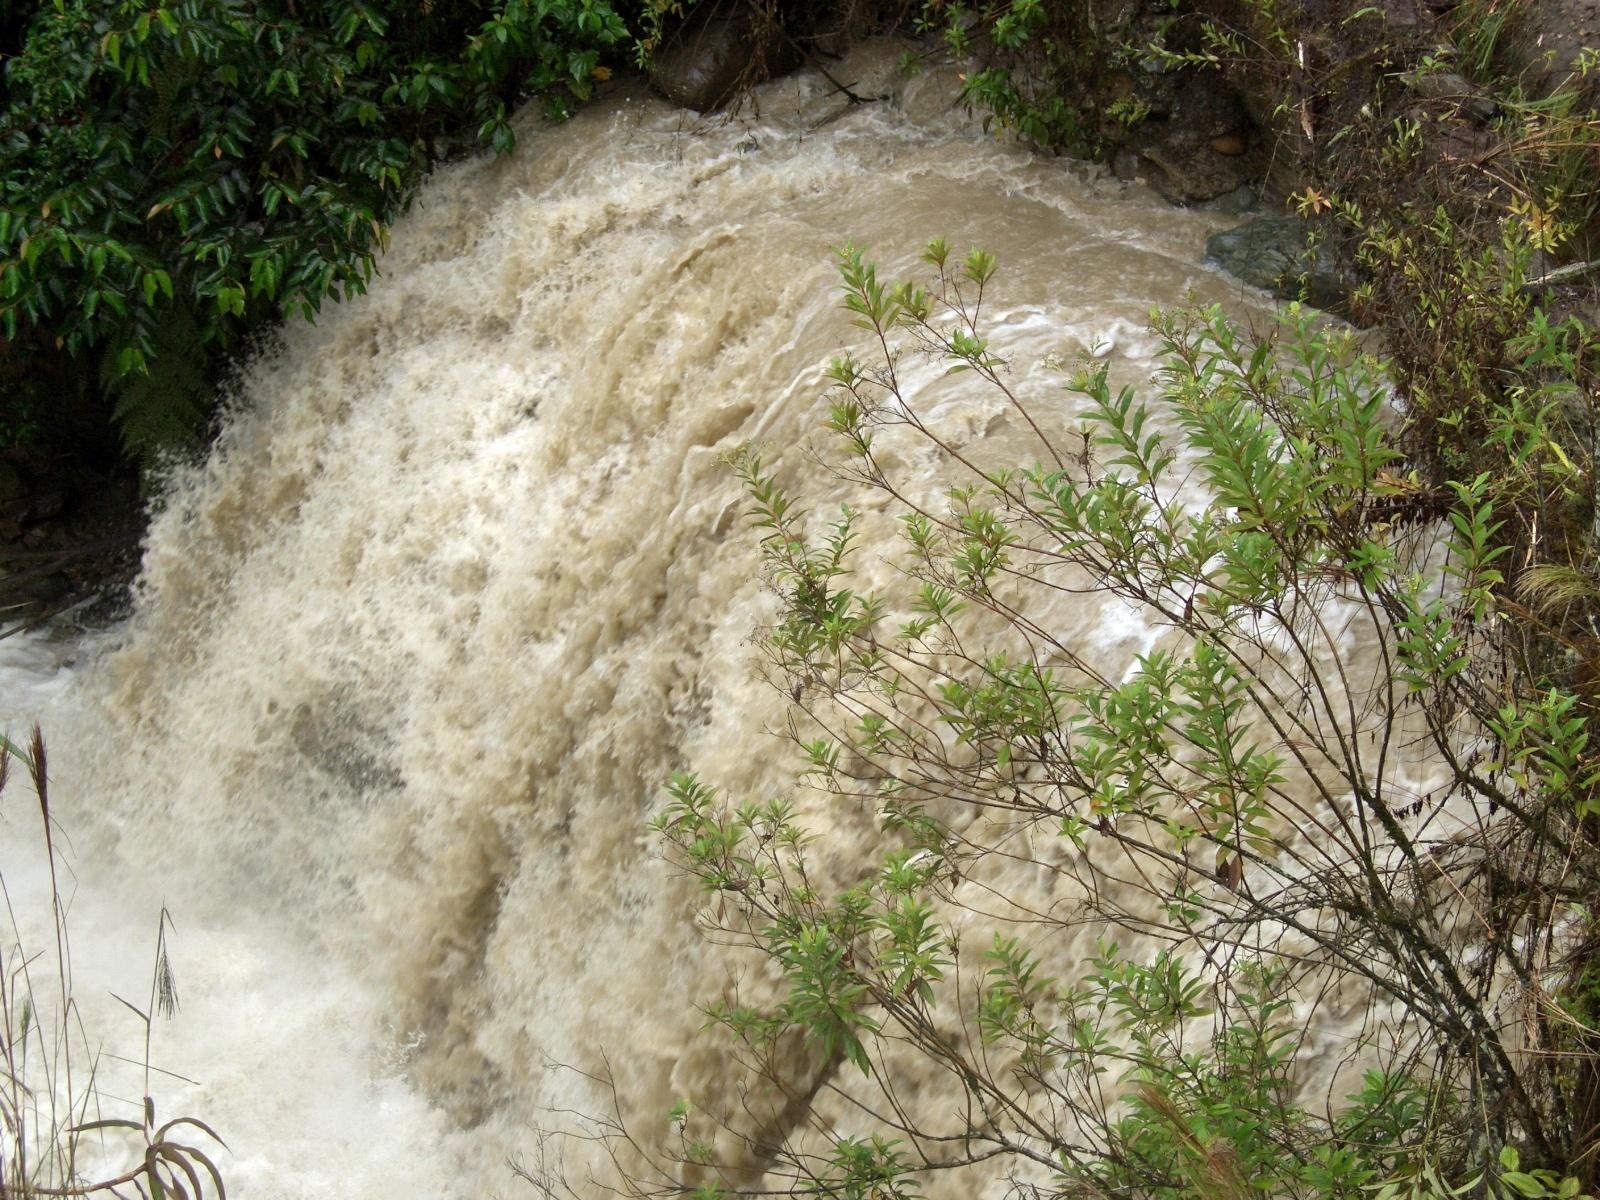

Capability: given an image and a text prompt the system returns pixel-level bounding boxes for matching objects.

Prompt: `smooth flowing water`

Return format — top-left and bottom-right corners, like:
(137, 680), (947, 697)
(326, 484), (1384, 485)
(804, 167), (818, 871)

(3, 42), (1277, 1198)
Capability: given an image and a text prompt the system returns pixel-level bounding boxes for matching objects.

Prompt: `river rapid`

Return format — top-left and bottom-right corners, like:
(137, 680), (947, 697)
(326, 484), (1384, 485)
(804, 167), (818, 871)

(1, 41), (1277, 1199)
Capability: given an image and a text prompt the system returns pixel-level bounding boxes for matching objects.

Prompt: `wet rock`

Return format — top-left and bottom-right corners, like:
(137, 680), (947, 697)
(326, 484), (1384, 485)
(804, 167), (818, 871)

(11, 571), (70, 604)
(1404, 69), (1498, 124)
(1205, 215), (1348, 309)
(27, 490), (64, 523)
(1501, 0), (1600, 103)
(649, 10), (799, 112)
(650, 16), (745, 111)
(1377, 0), (1424, 29)
(1140, 138), (1258, 205)
(1429, 116), (1497, 168)
(0, 456), (143, 637)
(0, 461), (25, 503)
(1120, 75), (1259, 204)
(290, 701), (404, 793)
(1199, 183), (1267, 216)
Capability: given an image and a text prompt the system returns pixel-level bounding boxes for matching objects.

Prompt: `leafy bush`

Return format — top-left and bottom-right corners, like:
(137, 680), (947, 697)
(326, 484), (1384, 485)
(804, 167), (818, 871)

(616, 244), (1600, 1198)
(910, 0), (1148, 156)
(0, 0), (631, 460)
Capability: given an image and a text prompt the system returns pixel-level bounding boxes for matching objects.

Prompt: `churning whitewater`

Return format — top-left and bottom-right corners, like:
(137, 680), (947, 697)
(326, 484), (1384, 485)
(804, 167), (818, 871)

(11, 42), (1278, 1199)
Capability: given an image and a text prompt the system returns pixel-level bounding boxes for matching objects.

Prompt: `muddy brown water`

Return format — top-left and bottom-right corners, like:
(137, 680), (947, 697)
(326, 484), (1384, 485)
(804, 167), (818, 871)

(5, 41), (1313, 1199)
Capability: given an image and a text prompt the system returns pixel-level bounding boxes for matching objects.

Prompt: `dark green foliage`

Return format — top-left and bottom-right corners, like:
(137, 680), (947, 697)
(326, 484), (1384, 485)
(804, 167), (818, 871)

(937, 1), (1095, 151)
(911, 0), (1179, 156)
(0, 0), (631, 460)
(99, 304), (207, 463)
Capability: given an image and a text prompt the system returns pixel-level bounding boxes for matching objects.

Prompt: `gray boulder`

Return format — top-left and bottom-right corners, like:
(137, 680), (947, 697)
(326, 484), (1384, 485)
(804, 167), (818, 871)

(1501, 0), (1600, 103)
(1205, 216), (1348, 310)
(649, 12), (800, 112)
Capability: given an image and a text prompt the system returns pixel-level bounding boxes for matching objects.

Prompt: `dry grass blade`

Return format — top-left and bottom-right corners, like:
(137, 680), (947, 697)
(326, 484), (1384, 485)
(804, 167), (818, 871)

(163, 1142), (225, 1200)
(153, 955), (177, 1023)
(153, 1118), (225, 1151)
(28, 723), (46, 820)
(155, 1143), (203, 1200)
(107, 994), (148, 1026)
(1518, 563), (1600, 615)
(0, 729), (228, 1200)
(70, 1118), (144, 1136)
(1134, 1083), (1251, 1200)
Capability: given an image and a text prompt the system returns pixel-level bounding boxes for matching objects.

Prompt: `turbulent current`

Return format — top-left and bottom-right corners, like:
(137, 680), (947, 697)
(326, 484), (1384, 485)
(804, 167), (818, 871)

(2, 42), (1281, 1199)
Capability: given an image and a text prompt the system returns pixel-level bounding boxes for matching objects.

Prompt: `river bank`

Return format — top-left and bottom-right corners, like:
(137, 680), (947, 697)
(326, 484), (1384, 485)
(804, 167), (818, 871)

(4, 0), (1595, 637)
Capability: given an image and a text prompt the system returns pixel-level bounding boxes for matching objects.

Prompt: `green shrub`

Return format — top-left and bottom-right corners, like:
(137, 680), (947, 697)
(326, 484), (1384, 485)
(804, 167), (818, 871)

(910, 0), (1144, 156)
(0, 0), (631, 461)
(625, 244), (1600, 1198)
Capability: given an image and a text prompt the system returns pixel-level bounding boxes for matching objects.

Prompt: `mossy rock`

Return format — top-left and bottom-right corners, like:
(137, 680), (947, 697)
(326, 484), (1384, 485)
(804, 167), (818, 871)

(1205, 215), (1349, 310)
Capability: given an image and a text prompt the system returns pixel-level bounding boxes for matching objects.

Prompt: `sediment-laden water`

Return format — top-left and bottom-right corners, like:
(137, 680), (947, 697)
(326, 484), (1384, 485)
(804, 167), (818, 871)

(3, 41), (1279, 1198)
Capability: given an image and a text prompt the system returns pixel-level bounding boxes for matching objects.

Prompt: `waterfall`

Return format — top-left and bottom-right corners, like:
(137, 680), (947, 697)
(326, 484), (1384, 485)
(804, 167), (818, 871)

(12, 41), (1266, 1199)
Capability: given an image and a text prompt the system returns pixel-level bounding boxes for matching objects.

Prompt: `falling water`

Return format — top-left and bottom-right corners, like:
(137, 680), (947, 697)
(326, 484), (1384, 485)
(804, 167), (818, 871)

(5, 40), (1280, 1198)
